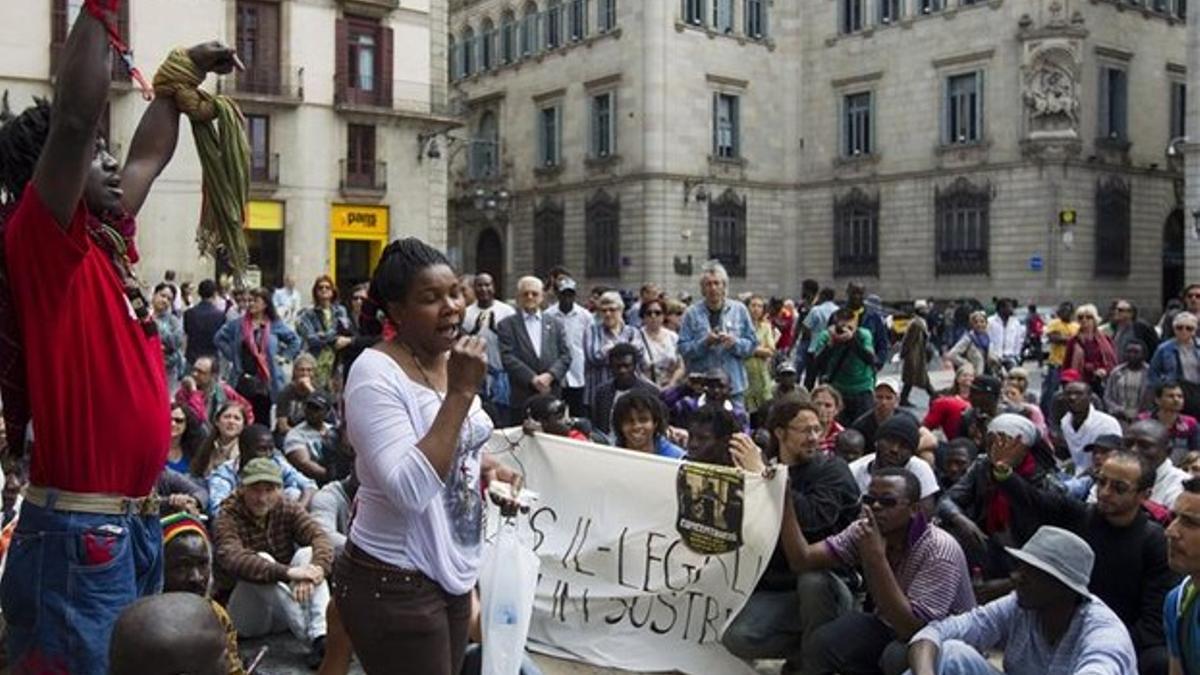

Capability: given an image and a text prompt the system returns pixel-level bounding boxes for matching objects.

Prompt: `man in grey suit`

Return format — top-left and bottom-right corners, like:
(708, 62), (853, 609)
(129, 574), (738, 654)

(497, 276), (573, 426)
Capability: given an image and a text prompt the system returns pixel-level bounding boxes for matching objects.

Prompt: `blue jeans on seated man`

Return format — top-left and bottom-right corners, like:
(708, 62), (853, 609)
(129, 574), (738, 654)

(803, 610), (911, 675)
(902, 639), (1002, 674)
(0, 498), (163, 675)
(721, 570), (852, 670)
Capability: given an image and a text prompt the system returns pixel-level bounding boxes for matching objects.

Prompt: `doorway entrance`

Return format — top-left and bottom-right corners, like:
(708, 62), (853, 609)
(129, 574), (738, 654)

(475, 227), (504, 295)
(1164, 209), (1185, 309)
(334, 238), (381, 301)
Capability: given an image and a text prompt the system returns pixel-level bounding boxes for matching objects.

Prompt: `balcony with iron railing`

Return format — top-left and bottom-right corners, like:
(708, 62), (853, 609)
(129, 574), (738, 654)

(250, 151), (280, 188)
(339, 159), (388, 197)
(334, 75), (456, 121)
(216, 67), (304, 105)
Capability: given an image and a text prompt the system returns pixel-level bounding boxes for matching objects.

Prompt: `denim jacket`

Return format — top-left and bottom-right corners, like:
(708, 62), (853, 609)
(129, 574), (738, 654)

(214, 317), (302, 398)
(1148, 337), (1200, 389)
(677, 299), (758, 396)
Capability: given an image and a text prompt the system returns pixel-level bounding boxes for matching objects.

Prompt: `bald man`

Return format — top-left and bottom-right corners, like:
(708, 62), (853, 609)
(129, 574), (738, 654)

(109, 593), (228, 675)
(1124, 419), (1191, 509)
(496, 276), (572, 425)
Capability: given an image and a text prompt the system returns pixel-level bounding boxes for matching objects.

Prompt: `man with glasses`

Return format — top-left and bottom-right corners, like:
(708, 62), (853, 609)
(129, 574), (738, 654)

(1107, 299), (1159, 363)
(175, 354), (255, 425)
(722, 400), (861, 673)
(985, 449), (1176, 675)
(778, 467), (975, 675)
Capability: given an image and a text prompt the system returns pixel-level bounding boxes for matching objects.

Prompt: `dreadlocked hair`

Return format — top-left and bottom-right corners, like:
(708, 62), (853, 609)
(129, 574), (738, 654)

(368, 237), (452, 316)
(0, 97), (51, 206)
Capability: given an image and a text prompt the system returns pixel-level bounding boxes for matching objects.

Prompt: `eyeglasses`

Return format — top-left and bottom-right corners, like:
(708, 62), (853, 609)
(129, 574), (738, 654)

(861, 495), (904, 509)
(1094, 475), (1135, 496)
(645, 310), (663, 316)
(1176, 325), (1197, 332)
(1188, 292), (1200, 299)
(352, 295), (367, 302)
(170, 416), (187, 424)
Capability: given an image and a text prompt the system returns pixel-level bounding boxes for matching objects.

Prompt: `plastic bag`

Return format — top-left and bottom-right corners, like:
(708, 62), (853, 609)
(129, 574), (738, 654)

(479, 516), (541, 675)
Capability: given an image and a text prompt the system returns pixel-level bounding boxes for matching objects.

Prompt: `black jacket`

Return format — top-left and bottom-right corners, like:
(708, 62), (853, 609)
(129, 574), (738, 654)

(758, 455), (862, 591)
(996, 474), (1178, 651)
(183, 300), (227, 364)
(592, 377), (659, 436)
(937, 449), (1064, 578)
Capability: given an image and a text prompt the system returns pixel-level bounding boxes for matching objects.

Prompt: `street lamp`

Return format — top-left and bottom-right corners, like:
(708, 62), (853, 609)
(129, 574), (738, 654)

(473, 187), (510, 221)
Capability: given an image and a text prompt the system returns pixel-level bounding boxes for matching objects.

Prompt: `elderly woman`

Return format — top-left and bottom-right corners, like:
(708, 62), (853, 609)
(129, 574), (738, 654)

(637, 297), (682, 388)
(1149, 310), (1200, 417)
(1064, 303), (1117, 395)
(584, 290), (643, 407)
(946, 310), (996, 377)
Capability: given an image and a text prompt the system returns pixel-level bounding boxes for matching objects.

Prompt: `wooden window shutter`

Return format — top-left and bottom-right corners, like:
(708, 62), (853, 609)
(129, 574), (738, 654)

(261, 2), (281, 92)
(112, 1), (130, 81)
(335, 18), (348, 103)
(50, 0), (67, 75)
(380, 25), (394, 107)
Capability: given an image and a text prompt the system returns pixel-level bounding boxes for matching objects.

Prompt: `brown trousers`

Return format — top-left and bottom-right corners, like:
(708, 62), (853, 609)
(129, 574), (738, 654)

(334, 541), (472, 675)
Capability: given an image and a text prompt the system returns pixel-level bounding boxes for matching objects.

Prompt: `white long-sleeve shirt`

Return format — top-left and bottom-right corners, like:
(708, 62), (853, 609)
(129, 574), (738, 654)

(987, 314), (1025, 361)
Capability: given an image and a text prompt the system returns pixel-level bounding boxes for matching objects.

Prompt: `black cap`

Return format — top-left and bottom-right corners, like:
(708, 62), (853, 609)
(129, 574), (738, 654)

(305, 392), (331, 410)
(1086, 434), (1124, 453)
(877, 414), (920, 450)
(971, 374), (1003, 397)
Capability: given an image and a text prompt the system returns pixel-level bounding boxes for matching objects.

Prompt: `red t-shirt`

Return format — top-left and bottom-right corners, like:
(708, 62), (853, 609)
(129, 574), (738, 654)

(923, 395), (971, 440)
(5, 186), (169, 496)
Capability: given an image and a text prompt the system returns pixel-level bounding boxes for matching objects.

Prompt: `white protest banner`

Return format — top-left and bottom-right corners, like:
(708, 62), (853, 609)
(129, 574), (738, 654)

(483, 430), (787, 675)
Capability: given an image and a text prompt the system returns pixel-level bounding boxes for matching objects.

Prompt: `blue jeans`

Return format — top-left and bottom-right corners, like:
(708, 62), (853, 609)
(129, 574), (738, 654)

(903, 640), (1003, 674)
(1, 498), (163, 675)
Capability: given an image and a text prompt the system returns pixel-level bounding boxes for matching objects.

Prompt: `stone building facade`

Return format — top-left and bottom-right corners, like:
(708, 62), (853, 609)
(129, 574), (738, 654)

(447, 0), (1188, 311)
(0, 0), (453, 298)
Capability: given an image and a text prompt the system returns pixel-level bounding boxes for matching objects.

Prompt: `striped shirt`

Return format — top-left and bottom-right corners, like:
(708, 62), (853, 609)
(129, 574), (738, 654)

(824, 515), (975, 622)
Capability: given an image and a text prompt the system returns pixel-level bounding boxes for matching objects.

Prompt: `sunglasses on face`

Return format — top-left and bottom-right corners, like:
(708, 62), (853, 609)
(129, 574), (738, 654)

(645, 310), (663, 316)
(1094, 475), (1135, 495)
(1177, 325), (1197, 332)
(1188, 292), (1200, 299)
(861, 494), (904, 508)
(170, 416), (186, 424)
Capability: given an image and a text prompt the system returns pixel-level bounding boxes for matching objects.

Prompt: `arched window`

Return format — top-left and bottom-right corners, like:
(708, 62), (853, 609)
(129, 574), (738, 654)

(1095, 176), (1131, 277)
(586, 190), (621, 277)
(533, 199), (565, 277)
(460, 26), (475, 76)
(935, 177), (991, 275)
(471, 111), (500, 180)
(521, 2), (539, 56)
(546, 0), (563, 49)
(833, 188), (879, 277)
(708, 189), (746, 277)
(480, 18), (495, 71)
(500, 11), (517, 64)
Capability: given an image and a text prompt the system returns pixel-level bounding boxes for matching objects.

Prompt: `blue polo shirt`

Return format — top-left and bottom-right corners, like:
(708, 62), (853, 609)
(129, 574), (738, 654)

(1165, 578), (1200, 675)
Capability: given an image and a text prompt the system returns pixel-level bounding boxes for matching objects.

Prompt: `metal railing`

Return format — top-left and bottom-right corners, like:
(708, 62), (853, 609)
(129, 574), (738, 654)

(334, 75), (455, 117)
(251, 152), (280, 186)
(339, 159), (388, 193)
(217, 66), (304, 101)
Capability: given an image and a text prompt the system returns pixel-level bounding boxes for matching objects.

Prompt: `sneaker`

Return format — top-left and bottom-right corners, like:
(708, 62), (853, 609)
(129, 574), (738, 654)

(305, 636), (326, 670)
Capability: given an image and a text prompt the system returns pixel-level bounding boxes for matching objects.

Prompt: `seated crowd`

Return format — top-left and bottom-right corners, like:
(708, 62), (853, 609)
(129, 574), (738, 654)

(10, 264), (1200, 675)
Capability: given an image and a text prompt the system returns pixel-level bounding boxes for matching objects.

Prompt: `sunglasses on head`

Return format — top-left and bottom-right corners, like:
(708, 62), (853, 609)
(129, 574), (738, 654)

(861, 494), (903, 508)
